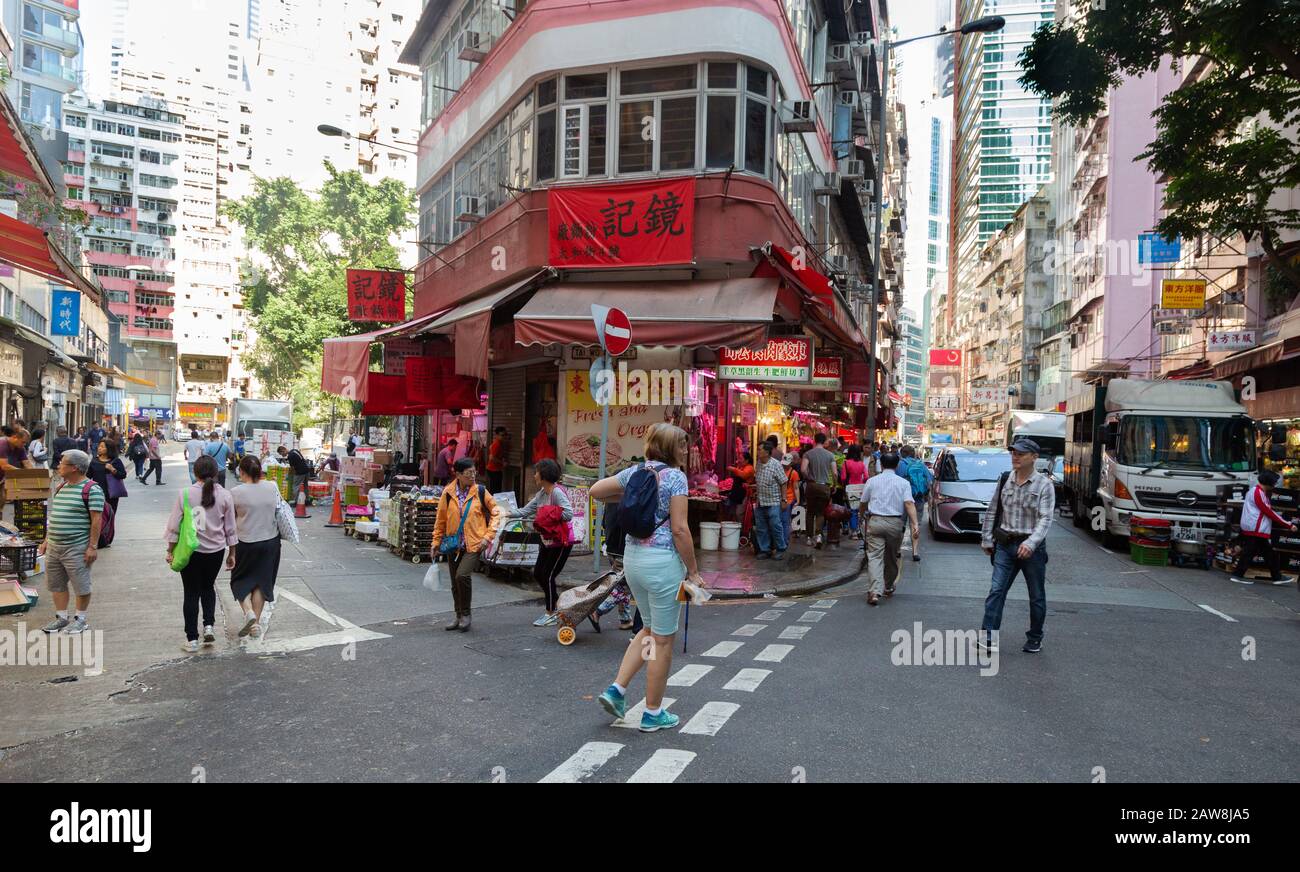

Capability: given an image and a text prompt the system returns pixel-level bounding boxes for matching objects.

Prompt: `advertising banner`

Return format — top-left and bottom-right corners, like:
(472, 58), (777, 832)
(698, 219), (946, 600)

(548, 178), (695, 267)
(562, 370), (671, 478)
(1208, 330), (1257, 351)
(810, 356), (842, 390)
(929, 348), (962, 367)
(1160, 278), (1207, 310)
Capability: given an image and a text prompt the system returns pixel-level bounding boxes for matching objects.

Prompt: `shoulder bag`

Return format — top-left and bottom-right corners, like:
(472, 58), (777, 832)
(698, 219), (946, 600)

(170, 490), (200, 572)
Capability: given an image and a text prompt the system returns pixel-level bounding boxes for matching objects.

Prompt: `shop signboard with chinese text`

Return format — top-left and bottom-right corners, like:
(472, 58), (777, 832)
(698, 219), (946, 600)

(382, 339), (422, 375)
(562, 370), (669, 478)
(928, 395), (960, 411)
(1160, 279), (1207, 310)
(970, 386), (1009, 404)
(0, 341), (22, 386)
(1138, 234), (1180, 264)
(810, 357), (842, 390)
(51, 289), (80, 336)
(719, 337), (813, 383)
(548, 178), (695, 267)
(1208, 330), (1257, 351)
(346, 269), (406, 322)
(740, 403), (757, 426)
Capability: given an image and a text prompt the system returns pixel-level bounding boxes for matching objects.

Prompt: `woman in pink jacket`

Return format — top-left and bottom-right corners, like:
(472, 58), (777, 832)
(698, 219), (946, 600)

(165, 455), (238, 652)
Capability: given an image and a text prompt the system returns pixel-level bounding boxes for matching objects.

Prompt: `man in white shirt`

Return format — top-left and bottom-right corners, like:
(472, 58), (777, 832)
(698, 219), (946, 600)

(184, 429), (205, 483)
(860, 452), (918, 605)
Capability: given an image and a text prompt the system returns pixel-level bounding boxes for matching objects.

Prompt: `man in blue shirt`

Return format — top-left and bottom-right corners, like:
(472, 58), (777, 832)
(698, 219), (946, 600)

(205, 432), (231, 486)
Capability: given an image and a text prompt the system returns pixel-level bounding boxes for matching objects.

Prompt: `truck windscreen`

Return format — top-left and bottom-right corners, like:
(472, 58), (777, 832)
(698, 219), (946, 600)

(1117, 415), (1255, 471)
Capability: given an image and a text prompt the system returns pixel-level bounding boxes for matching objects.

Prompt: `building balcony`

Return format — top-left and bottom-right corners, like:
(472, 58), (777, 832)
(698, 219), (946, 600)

(127, 325), (174, 341)
(67, 150), (85, 163)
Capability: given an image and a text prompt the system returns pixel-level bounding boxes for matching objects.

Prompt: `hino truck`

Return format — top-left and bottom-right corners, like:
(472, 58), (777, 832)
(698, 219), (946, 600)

(231, 398), (293, 442)
(1063, 379), (1256, 542)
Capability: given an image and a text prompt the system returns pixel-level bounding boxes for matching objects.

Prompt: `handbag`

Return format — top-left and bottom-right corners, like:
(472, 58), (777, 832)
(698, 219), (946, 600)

(106, 463), (128, 500)
(170, 490), (199, 572)
(275, 498), (301, 544)
(439, 492), (476, 556)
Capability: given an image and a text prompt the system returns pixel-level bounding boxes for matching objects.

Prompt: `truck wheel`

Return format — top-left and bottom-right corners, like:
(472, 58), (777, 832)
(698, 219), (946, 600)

(1072, 494), (1088, 530)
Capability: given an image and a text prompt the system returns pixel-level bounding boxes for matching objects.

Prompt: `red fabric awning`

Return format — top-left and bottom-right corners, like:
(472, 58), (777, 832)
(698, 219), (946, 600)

(752, 243), (866, 356)
(759, 243), (835, 306)
(0, 91), (55, 194)
(319, 308), (451, 398)
(0, 212), (101, 298)
(514, 278), (779, 349)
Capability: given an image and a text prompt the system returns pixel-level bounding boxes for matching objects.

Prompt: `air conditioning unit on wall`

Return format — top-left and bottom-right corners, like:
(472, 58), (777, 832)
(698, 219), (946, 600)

(779, 100), (816, 133)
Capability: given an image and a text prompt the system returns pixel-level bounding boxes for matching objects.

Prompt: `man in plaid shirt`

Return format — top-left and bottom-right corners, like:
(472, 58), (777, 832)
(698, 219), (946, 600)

(753, 441), (787, 560)
(980, 437), (1056, 654)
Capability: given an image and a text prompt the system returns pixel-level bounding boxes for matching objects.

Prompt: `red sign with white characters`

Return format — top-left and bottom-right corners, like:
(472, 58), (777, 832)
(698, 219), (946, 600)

(719, 338), (813, 383)
(929, 348), (962, 367)
(548, 178), (695, 268)
(811, 357), (842, 389)
(346, 269), (406, 322)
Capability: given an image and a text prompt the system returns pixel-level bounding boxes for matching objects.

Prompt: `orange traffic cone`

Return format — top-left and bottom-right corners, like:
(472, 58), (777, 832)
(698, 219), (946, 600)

(324, 486), (344, 527)
(294, 486), (311, 519)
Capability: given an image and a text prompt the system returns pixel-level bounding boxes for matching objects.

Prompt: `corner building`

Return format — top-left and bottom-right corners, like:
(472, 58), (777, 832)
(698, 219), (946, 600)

(347, 0), (904, 512)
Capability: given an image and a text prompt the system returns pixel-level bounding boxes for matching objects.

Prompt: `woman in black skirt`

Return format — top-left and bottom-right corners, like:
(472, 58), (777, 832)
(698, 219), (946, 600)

(230, 454), (283, 639)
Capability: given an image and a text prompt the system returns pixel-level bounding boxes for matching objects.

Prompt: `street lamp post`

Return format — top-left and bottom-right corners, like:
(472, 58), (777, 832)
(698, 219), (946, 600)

(866, 15), (1004, 443)
(317, 123), (420, 156)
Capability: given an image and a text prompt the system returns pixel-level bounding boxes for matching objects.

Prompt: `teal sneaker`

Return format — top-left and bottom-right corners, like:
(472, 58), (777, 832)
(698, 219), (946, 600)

(639, 709), (680, 733)
(598, 685), (626, 720)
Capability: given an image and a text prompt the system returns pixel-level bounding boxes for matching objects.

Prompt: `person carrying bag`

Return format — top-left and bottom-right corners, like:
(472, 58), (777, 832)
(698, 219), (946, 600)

(431, 457), (500, 633)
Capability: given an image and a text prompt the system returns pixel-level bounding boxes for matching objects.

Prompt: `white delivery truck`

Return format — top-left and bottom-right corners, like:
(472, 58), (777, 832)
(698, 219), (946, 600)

(231, 398), (293, 443)
(1005, 410), (1067, 472)
(1064, 379), (1256, 542)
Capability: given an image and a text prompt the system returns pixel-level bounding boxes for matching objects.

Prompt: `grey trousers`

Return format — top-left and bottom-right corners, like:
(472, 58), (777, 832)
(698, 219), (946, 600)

(866, 515), (904, 596)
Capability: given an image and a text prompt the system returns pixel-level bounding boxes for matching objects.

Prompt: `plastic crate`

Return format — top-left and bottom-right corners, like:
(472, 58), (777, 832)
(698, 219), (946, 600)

(1130, 542), (1169, 566)
(0, 544), (39, 573)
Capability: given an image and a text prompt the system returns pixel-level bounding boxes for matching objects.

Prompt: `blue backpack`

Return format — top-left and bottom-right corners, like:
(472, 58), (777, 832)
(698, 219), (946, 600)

(617, 462), (668, 539)
(901, 458), (931, 500)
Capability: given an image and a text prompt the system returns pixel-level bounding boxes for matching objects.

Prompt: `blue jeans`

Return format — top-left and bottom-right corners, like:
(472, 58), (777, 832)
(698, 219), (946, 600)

(753, 504), (786, 553)
(982, 540), (1048, 643)
(781, 504), (793, 545)
(188, 461), (197, 484)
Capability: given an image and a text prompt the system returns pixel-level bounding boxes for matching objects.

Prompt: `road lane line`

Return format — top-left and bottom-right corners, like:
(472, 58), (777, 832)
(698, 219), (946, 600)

(701, 641), (744, 658)
(754, 644), (795, 663)
(539, 742), (623, 783)
(723, 668), (771, 692)
(778, 625), (810, 640)
(1197, 604), (1238, 623)
(626, 749), (696, 783)
(754, 610), (784, 621)
(612, 697), (677, 728)
(667, 664), (714, 687)
(680, 701), (741, 736)
(796, 610), (825, 623)
(732, 624), (767, 636)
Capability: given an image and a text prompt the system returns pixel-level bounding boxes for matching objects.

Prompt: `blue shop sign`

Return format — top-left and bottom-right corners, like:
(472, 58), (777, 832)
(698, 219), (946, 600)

(51, 289), (81, 336)
(1137, 234), (1180, 264)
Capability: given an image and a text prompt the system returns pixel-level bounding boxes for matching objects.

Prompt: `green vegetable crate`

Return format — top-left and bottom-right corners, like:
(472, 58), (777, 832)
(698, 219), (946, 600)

(1130, 541), (1169, 567)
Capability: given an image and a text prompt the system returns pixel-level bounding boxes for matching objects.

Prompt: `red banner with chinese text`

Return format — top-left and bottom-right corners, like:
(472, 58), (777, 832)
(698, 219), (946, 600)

(548, 178), (695, 268)
(347, 269), (406, 322)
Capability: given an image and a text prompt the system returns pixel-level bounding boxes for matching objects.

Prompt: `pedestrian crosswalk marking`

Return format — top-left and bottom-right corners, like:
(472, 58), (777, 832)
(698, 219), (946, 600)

(667, 664), (714, 687)
(770, 600), (796, 608)
(680, 701), (740, 736)
(626, 749), (697, 783)
(778, 625), (810, 640)
(796, 610), (825, 623)
(754, 644), (795, 663)
(613, 697), (678, 728)
(755, 610), (784, 621)
(812, 599), (837, 609)
(723, 668), (771, 692)
(539, 742), (623, 783)
(701, 640), (744, 658)
(732, 624), (766, 636)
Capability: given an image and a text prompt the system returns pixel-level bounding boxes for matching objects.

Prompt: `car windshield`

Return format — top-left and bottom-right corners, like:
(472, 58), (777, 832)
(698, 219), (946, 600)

(940, 452), (1012, 482)
(1118, 415), (1255, 471)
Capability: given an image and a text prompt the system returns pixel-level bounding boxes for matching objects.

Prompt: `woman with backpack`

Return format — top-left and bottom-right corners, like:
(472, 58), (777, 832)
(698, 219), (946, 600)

(511, 458), (574, 627)
(431, 456), (500, 632)
(590, 423), (701, 733)
(128, 433), (148, 481)
(165, 455), (238, 653)
(88, 439), (128, 526)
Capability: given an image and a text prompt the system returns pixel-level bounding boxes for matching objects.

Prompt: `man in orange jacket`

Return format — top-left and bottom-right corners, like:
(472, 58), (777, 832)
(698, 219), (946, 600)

(432, 457), (501, 632)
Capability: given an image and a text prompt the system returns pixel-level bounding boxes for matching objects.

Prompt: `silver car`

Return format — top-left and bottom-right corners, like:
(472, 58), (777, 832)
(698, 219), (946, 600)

(928, 447), (1013, 539)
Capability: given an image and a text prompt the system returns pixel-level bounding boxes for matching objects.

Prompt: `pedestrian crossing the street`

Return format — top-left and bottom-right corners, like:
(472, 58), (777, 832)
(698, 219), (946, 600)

(538, 597), (823, 783)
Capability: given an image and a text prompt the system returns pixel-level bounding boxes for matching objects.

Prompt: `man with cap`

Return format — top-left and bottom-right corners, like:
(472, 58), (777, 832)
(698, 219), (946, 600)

(980, 437), (1055, 654)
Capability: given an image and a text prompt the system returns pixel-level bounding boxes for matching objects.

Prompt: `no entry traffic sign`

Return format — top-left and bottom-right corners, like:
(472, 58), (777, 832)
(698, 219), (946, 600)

(591, 304), (632, 356)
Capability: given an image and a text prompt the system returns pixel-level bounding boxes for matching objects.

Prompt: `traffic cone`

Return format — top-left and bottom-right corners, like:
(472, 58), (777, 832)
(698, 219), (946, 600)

(294, 486), (311, 519)
(324, 487), (344, 527)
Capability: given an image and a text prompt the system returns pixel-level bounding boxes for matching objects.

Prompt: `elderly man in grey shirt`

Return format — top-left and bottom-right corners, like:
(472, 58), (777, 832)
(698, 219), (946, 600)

(979, 437), (1055, 655)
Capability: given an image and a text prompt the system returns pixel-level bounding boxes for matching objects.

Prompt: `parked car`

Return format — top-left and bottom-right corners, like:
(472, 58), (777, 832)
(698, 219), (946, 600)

(1049, 455), (1066, 514)
(928, 447), (1013, 539)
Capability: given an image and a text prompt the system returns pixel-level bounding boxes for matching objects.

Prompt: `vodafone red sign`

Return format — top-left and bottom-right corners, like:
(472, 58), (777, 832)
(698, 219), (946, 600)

(592, 304), (632, 356)
(929, 348), (962, 367)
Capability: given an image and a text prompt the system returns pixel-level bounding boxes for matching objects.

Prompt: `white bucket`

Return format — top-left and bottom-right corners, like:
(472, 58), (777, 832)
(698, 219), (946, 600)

(720, 521), (742, 551)
(699, 521), (721, 551)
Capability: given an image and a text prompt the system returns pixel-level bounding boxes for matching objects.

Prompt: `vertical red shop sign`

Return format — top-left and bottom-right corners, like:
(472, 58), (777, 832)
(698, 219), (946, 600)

(548, 178), (695, 268)
(346, 269), (406, 322)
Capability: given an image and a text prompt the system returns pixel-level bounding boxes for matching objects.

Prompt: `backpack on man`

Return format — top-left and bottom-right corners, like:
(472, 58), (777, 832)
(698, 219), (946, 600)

(55, 480), (116, 548)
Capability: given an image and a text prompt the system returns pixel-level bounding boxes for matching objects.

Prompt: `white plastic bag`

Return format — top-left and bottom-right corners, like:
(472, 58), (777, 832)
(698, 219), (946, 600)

(275, 499), (301, 544)
(677, 580), (713, 606)
(422, 561), (444, 592)
(845, 483), (865, 510)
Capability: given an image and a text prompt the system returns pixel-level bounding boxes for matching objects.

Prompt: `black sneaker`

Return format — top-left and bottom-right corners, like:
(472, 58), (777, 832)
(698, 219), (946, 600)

(755, 552), (771, 560)
(1023, 639), (1042, 654)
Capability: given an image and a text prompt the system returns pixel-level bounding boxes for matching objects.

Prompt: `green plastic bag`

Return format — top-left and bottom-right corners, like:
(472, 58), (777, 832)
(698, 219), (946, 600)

(170, 490), (199, 572)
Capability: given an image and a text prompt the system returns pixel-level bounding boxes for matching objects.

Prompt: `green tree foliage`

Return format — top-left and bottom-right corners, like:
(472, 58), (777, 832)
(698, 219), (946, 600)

(222, 161), (415, 399)
(1019, 0), (1300, 293)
